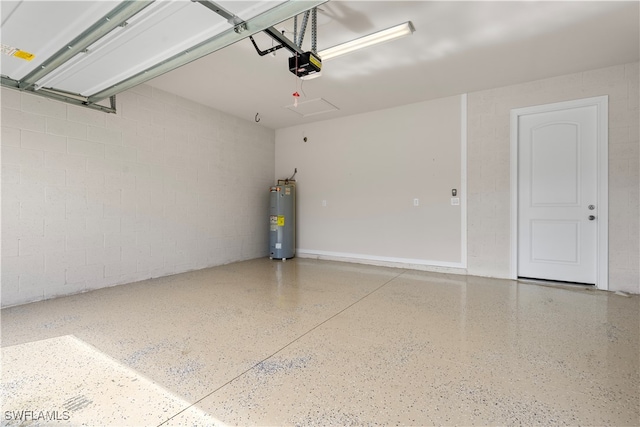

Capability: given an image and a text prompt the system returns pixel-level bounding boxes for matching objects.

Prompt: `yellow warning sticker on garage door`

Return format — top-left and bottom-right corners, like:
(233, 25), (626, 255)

(14, 49), (35, 61)
(1, 44), (34, 61)
(277, 215), (285, 226)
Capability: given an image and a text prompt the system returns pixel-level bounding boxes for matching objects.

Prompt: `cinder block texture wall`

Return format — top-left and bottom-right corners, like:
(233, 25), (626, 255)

(1, 84), (275, 307)
(467, 62), (639, 293)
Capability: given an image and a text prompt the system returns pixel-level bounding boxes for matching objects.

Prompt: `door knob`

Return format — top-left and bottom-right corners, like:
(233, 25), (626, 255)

(588, 215), (596, 220)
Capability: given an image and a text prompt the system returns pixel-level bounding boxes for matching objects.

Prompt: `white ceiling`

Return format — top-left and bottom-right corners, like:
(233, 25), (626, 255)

(146, 1), (639, 130)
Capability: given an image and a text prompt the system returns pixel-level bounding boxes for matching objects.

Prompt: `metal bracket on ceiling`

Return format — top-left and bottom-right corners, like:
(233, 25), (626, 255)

(196, 0), (317, 58)
(296, 11), (310, 49)
(249, 7), (318, 60)
(293, 8), (317, 53)
(311, 8), (317, 54)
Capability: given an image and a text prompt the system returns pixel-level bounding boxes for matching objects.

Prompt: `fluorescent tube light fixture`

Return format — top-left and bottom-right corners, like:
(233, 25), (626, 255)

(318, 21), (415, 61)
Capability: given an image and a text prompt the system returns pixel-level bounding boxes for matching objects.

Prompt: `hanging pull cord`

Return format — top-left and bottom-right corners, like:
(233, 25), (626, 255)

(292, 53), (300, 107)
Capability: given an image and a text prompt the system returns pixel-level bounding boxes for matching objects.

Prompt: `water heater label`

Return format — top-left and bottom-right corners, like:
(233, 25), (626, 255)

(270, 215), (278, 224)
(285, 187), (291, 195)
(275, 243), (282, 249)
(277, 215), (285, 226)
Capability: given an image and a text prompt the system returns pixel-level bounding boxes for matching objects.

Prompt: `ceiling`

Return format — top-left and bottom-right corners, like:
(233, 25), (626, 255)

(146, 1), (639, 130)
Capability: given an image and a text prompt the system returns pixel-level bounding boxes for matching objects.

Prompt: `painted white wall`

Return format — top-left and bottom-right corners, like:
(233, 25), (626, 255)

(467, 62), (639, 294)
(275, 95), (464, 270)
(1, 84), (274, 307)
(276, 62), (638, 294)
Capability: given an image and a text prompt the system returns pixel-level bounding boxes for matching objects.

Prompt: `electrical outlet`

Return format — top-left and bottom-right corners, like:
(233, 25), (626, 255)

(413, 198), (419, 206)
(451, 198), (460, 206)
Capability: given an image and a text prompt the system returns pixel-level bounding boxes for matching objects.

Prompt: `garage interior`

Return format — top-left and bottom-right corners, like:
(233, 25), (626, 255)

(1, 1), (639, 425)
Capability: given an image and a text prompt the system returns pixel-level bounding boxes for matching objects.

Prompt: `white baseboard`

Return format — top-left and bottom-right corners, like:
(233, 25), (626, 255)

(296, 249), (467, 275)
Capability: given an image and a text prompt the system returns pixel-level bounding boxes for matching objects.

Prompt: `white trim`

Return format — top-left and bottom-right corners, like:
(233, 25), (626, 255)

(460, 93), (468, 268)
(597, 100), (609, 290)
(509, 96), (609, 290)
(510, 108), (518, 281)
(297, 249), (467, 273)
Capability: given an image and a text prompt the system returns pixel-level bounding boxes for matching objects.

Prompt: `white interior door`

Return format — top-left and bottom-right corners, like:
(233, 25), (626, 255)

(517, 105), (598, 284)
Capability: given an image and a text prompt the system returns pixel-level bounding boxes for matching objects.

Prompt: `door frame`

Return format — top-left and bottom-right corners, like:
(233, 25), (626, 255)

(509, 96), (608, 290)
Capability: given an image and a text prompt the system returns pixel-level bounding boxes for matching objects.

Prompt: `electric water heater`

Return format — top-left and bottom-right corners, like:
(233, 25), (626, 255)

(269, 183), (295, 260)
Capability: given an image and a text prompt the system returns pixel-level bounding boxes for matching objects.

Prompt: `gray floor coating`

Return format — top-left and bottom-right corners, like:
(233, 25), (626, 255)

(1, 257), (638, 426)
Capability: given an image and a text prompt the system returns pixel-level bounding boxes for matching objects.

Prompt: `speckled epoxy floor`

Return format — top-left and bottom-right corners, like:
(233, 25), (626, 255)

(1, 258), (638, 426)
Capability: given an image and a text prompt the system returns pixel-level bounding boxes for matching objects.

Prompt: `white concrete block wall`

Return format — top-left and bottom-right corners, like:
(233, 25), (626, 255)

(1, 84), (274, 307)
(468, 61), (640, 293)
